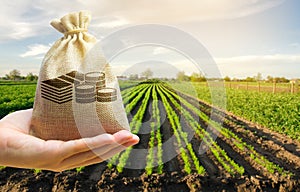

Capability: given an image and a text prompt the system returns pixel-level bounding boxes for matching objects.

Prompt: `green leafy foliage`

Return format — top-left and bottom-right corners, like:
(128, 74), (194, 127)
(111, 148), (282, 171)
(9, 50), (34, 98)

(171, 82), (300, 140)
(164, 85), (290, 176)
(0, 85), (36, 118)
(0, 81), (295, 178)
(116, 84), (153, 173)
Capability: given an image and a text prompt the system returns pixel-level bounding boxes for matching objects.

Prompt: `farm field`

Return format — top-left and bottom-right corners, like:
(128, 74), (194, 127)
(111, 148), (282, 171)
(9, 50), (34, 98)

(171, 82), (300, 141)
(0, 84), (35, 119)
(0, 81), (299, 191)
(188, 81), (299, 94)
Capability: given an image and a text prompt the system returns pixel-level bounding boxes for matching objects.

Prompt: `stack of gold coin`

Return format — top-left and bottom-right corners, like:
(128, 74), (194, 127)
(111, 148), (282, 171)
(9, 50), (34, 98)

(97, 88), (117, 102)
(75, 84), (96, 103)
(85, 72), (106, 90)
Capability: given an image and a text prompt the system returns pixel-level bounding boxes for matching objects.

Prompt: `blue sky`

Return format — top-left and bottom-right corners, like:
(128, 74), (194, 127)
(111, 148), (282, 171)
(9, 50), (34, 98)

(0, 0), (299, 79)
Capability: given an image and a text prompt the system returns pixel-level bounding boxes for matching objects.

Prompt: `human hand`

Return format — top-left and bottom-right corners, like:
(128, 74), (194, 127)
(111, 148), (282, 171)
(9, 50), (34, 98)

(0, 109), (139, 172)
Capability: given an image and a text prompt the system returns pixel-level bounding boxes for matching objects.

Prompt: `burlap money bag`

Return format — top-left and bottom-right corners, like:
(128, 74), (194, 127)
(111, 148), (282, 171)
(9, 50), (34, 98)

(30, 11), (130, 141)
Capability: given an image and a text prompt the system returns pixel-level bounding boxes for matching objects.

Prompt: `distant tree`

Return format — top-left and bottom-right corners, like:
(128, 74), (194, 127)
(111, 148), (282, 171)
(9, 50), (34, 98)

(190, 72), (206, 82)
(266, 75), (273, 83)
(255, 72), (263, 81)
(280, 77), (290, 83)
(264, 76), (289, 83)
(223, 76), (231, 82)
(244, 76), (255, 82)
(26, 72), (38, 81)
(176, 71), (190, 81)
(141, 68), (153, 79)
(190, 73), (199, 82)
(6, 69), (21, 80)
(176, 71), (185, 81)
(161, 77), (169, 81)
(274, 77), (289, 83)
(129, 74), (139, 80)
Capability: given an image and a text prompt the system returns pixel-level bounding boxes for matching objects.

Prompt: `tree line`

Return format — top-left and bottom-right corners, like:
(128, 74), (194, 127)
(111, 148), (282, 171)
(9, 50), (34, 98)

(127, 69), (207, 82)
(1, 69), (295, 83)
(223, 72), (291, 83)
(1, 69), (38, 81)
(176, 72), (292, 83)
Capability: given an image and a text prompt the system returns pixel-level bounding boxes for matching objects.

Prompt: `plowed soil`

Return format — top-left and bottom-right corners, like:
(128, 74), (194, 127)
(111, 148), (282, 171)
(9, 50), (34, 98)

(0, 90), (299, 192)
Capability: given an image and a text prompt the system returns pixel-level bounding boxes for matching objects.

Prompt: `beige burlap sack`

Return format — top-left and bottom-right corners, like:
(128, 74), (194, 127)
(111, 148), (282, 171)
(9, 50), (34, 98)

(30, 11), (130, 141)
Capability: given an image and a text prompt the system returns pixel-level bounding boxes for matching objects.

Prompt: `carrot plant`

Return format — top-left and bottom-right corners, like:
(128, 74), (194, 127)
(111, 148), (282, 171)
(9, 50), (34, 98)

(116, 85), (153, 173)
(165, 86), (291, 176)
(157, 85), (205, 174)
(160, 85), (243, 175)
(171, 82), (300, 140)
(145, 85), (164, 175)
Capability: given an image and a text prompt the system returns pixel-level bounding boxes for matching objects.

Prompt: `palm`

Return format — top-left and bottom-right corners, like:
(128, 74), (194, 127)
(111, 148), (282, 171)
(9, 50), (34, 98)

(0, 109), (139, 172)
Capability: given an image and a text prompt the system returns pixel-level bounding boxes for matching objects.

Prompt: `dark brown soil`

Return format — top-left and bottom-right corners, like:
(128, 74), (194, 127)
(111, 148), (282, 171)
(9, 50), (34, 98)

(0, 166), (299, 192)
(1, 89), (300, 192)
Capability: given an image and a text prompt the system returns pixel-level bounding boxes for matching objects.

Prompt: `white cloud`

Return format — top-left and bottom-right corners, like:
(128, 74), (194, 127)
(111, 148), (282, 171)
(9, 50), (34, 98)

(20, 44), (52, 58)
(216, 54), (300, 64)
(84, 0), (286, 22)
(0, 0), (286, 41)
(0, 1), (33, 41)
(215, 54), (300, 78)
(10, 22), (37, 40)
(0, 0), (82, 42)
(289, 43), (300, 48)
(91, 18), (129, 29)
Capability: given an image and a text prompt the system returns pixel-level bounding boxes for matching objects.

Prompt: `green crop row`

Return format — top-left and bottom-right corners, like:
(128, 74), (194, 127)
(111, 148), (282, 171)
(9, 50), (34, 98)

(156, 85), (205, 175)
(124, 84), (151, 115)
(153, 86), (164, 174)
(122, 84), (149, 105)
(159, 85), (243, 175)
(170, 82), (300, 140)
(164, 85), (291, 177)
(115, 84), (153, 173)
(145, 85), (164, 175)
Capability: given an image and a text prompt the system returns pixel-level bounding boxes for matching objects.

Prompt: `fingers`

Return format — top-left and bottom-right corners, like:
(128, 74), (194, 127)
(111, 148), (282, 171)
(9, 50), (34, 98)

(64, 145), (126, 169)
(113, 130), (136, 142)
(60, 130), (139, 157)
(113, 130), (140, 146)
(61, 134), (116, 158)
(79, 138), (138, 163)
(65, 141), (134, 169)
(62, 130), (139, 157)
(58, 131), (139, 170)
(61, 138), (131, 166)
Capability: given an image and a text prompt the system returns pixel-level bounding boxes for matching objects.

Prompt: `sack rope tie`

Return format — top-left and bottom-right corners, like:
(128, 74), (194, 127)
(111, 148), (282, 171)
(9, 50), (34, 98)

(64, 28), (87, 35)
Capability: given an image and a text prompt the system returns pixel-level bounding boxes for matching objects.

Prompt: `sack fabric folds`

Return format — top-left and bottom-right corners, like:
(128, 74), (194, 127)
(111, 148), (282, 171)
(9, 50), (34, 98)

(30, 11), (129, 141)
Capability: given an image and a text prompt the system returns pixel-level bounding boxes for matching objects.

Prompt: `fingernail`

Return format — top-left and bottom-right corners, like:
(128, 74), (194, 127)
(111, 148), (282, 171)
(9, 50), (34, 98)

(132, 134), (140, 141)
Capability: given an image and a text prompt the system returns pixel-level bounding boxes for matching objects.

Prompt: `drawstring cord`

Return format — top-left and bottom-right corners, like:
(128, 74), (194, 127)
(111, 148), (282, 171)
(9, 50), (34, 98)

(64, 29), (87, 35)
